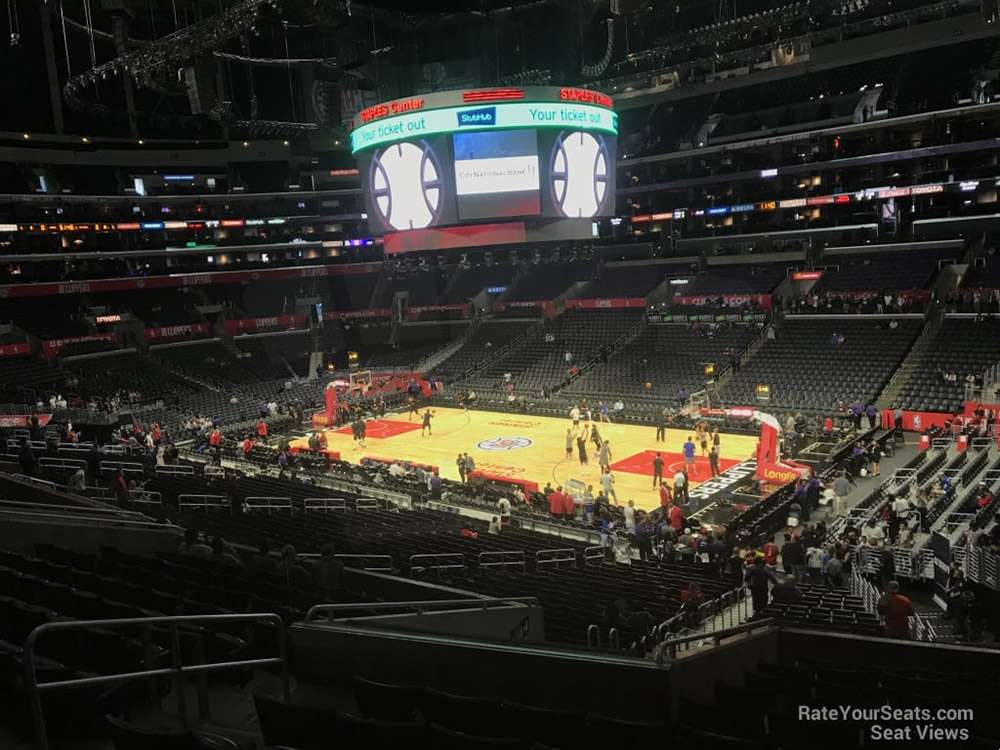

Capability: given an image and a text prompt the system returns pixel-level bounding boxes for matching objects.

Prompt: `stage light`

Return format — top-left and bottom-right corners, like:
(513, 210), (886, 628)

(22, 133), (29, 140)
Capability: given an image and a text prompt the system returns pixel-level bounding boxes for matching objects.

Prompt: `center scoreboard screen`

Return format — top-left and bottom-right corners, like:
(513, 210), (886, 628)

(350, 87), (617, 251)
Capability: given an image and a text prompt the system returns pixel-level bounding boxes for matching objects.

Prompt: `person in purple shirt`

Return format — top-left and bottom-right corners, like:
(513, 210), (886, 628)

(849, 400), (863, 430)
(865, 403), (878, 430)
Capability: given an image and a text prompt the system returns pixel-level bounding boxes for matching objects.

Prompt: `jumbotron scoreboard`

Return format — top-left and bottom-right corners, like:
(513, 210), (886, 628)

(349, 87), (618, 253)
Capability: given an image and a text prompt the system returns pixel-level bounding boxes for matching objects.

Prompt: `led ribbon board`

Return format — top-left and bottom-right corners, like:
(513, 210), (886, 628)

(350, 102), (618, 154)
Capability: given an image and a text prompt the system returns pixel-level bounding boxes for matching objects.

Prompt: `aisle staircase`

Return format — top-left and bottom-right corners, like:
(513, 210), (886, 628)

(875, 316), (941, 409)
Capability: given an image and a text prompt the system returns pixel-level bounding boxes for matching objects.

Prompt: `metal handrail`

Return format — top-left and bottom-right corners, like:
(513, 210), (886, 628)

(245, 496), (293, 512)
(0, 499), (148, 519)
(10, 474), (60, 488)
(305, 597), (538, 622)
(177, 494), (229, 510)
(155, 464), (195, 476)
(303, 497), (347, 511)
(0, 507), (172, 530)
(478, 550), (526, 570)
(535, 548), (577, 567)
(409, 553), (466, 573)
(297, 553), (395, 572)
(25, 612), (290, 750)
(658, 617), (776, 662)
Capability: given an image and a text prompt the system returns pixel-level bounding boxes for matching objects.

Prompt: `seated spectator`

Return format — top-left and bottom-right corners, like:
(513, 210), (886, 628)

(314, 542), (345, 597)
(179, 529), (212, 557)
(279, 544), (311, 588)
(249, 543), (279, 576)
(211, 536), (243, 567)
(770, 575), (803, 605)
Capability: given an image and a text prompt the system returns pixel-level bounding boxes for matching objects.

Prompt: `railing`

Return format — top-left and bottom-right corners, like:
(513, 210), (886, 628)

(478, 550), (526, 570)
(177, 494), (229, 511)
(0, 500), (171, 530)
(245, 496), (293, 513)
(356, 497), (380, 511)
(303, 497), (347, 511)
(130, 489), (162, 508)
(304, 597), (538, 622)
(851, 566), (881, 613)
(155, 463), (195, 476)
(298, 552), (395, 572)
(656, 617), (776, 663)
(583, 545), (606, 566)
(99, 460), (145, 477)
(25, 613), (290, 750)
(909, 611), (935, 642)
(654, 586), (750, 642)
(11, 474), (59, 488)
(38, 457), (87, 472)
(535, 548), (577, 568)
(409, 553), (466, 574)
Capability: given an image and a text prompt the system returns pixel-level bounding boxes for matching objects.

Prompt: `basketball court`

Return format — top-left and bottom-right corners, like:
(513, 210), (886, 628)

(291, 406), (757, 511)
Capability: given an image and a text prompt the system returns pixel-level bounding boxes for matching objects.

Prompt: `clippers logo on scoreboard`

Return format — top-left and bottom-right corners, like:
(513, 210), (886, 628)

(369, 140), (443, 231)
(549, 131), (610, 218)
(477, 436), (533, 451)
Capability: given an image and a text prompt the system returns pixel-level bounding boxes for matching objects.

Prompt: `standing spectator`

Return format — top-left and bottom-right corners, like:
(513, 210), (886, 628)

(497, 496), (512, 524)
(745, 558), (776, 613)
(780, 533), (806, 579)
(877, 581), (914, 639)
(488, 516), (502, 535)
(833, 471), (853, 516)
(256, 418), (268, 444)
(680, 582), (705, 628)
(456, 453), (467, 484)
(865, 403), (878, 430)
(849, 400), (863, 431)
(111, 470), (131, 509)
(668, 502), (685, 533)
(806, 543), (826, 582)
(652, 452), (664, 488)
(624, 500), (636, 533)
(658, 481), (673, 510)
(823, 548), (845, 587)
(429, 470), (442, 500)
(674, 468), (688, 507)
(18, 438), (36, 477)
(600, 468), (618, 505)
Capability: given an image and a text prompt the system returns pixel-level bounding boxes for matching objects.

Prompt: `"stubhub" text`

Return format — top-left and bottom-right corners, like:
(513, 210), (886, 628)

(457, 107), (496, 126)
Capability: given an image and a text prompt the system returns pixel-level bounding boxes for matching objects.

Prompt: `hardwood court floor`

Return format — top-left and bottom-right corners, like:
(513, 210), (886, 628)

(292, 407), (758, 511)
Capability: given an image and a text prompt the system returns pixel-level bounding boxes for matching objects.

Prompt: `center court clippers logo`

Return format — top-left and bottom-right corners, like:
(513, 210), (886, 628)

(477, 436), (533, 451)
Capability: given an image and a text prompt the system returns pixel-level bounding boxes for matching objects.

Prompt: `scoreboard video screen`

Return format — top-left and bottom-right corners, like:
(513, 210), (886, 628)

(350, 87), (618, 236)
